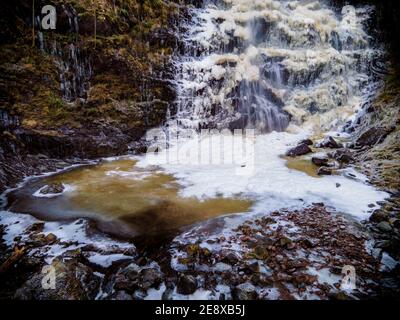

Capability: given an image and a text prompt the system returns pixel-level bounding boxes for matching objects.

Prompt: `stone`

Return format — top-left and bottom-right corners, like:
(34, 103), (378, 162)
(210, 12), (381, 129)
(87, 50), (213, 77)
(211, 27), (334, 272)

(390, 219), (400, 229)
(28, 233), (57, 246)
(221, 250), (240, 265)
(377, 221), (393, 233)
(177, 274), (197, 295)
(252, 245), (269, 260)
(299, 139), (313, 146)
(139, 268), (163, 290)
(232, 282), (257, 300)
(316, 136), (343, 149)
(369, 211), (388, 223)
(278, 236), (293, 248)
(286, 143), (312, 157)
(45, 233), (58, 244)
(114, 290), (133, 300)
(26, 222), (45, 233)
(243, 261), (260, 274)
(312, 155), (329, 166)
(39, 183), (64, 195)
(113, 263), (140, 291)
(317, 167), (332, 176)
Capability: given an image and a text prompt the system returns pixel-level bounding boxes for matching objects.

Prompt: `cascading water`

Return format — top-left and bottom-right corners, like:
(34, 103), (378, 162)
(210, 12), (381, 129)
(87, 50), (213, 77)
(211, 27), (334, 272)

(37, 5), (92, 102)
(170, 0), (382, 133)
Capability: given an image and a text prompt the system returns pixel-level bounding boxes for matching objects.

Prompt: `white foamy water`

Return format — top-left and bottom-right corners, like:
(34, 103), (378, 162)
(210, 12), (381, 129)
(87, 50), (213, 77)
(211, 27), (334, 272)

(170, 0), (381, 133)
(140, 0), (387, 219)
(138, 128), (387, 219)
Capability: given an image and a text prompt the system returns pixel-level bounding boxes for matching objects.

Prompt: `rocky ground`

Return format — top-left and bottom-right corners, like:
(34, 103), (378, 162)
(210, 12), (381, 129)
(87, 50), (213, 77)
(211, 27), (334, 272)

(0, 203), (398, 300)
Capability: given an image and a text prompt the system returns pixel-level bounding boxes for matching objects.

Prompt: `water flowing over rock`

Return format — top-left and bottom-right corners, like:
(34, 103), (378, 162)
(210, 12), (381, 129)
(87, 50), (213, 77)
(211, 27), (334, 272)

(167, 0), (382, 133)
(37, 5), (92, 102)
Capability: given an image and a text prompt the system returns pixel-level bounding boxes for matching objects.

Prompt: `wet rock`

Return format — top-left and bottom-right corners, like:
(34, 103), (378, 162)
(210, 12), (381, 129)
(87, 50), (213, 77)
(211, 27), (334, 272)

(45, 233), (58, 244)
(312, 155), (329, 166)
(39, 183), (64, 195)
(233, 282), (257, 300)
(252, 245), (269, 260)
(177, 274), (197, 295)
(221, 250), (240, 265)
(250, 273), (273, 287)
(317, 167), (332, 176)
(113, 263), (140, 291)
(26, 222), (45, 233)
(113, 264), (163, 292)
(355, 126), (393, 147)
(334, 150), (354, 167)
(299, 139), (313, 146)
(27, 233), (58, 246)
(390, 219), (400, 229)
(316, 136), (343, 149)
(285, 143), (312, 157)
(139, 268), (164, 291)
(14, 257), (100, 300)
(369, 211), (389, 223)
(292, 274), (317, 287)
(243, 261), (260, 274)
(278, 236), (293, 248)
(113, 290), (133, 300)
(377, 221), (393, 233)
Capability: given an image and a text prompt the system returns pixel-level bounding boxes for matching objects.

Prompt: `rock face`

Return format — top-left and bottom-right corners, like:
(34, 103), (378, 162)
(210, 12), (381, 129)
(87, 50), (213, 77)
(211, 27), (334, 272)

(355, 126), (393, 147)
(0, 0), (186, 192)
(286, 143), (312, 157)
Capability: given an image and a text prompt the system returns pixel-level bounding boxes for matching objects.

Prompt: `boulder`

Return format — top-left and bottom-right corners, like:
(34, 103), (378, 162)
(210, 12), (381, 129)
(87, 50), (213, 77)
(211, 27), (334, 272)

(299, 139), (313, 146)
(316, 136), (343, 149)
(286, 143), (312, 157)
(312, 155), (329, 166)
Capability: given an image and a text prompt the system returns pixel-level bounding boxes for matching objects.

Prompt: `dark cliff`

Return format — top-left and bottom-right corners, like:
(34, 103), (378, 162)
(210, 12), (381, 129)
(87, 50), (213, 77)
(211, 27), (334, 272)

(0, 0), (191, 192)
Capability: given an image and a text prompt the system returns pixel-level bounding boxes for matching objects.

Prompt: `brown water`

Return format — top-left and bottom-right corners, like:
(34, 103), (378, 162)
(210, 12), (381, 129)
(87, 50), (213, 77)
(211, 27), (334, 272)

(284, 156), (320, 178)
(6, 158), (252, 238)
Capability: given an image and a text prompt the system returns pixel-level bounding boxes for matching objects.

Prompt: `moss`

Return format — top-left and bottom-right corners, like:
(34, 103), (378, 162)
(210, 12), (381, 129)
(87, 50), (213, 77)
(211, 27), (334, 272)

(356, 67), (400, 192)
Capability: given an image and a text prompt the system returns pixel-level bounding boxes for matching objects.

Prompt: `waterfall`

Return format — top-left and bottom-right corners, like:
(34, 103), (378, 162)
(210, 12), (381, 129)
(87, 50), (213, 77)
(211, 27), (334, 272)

(36, 5), (92, 102)
(169, 0), (382, 133)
